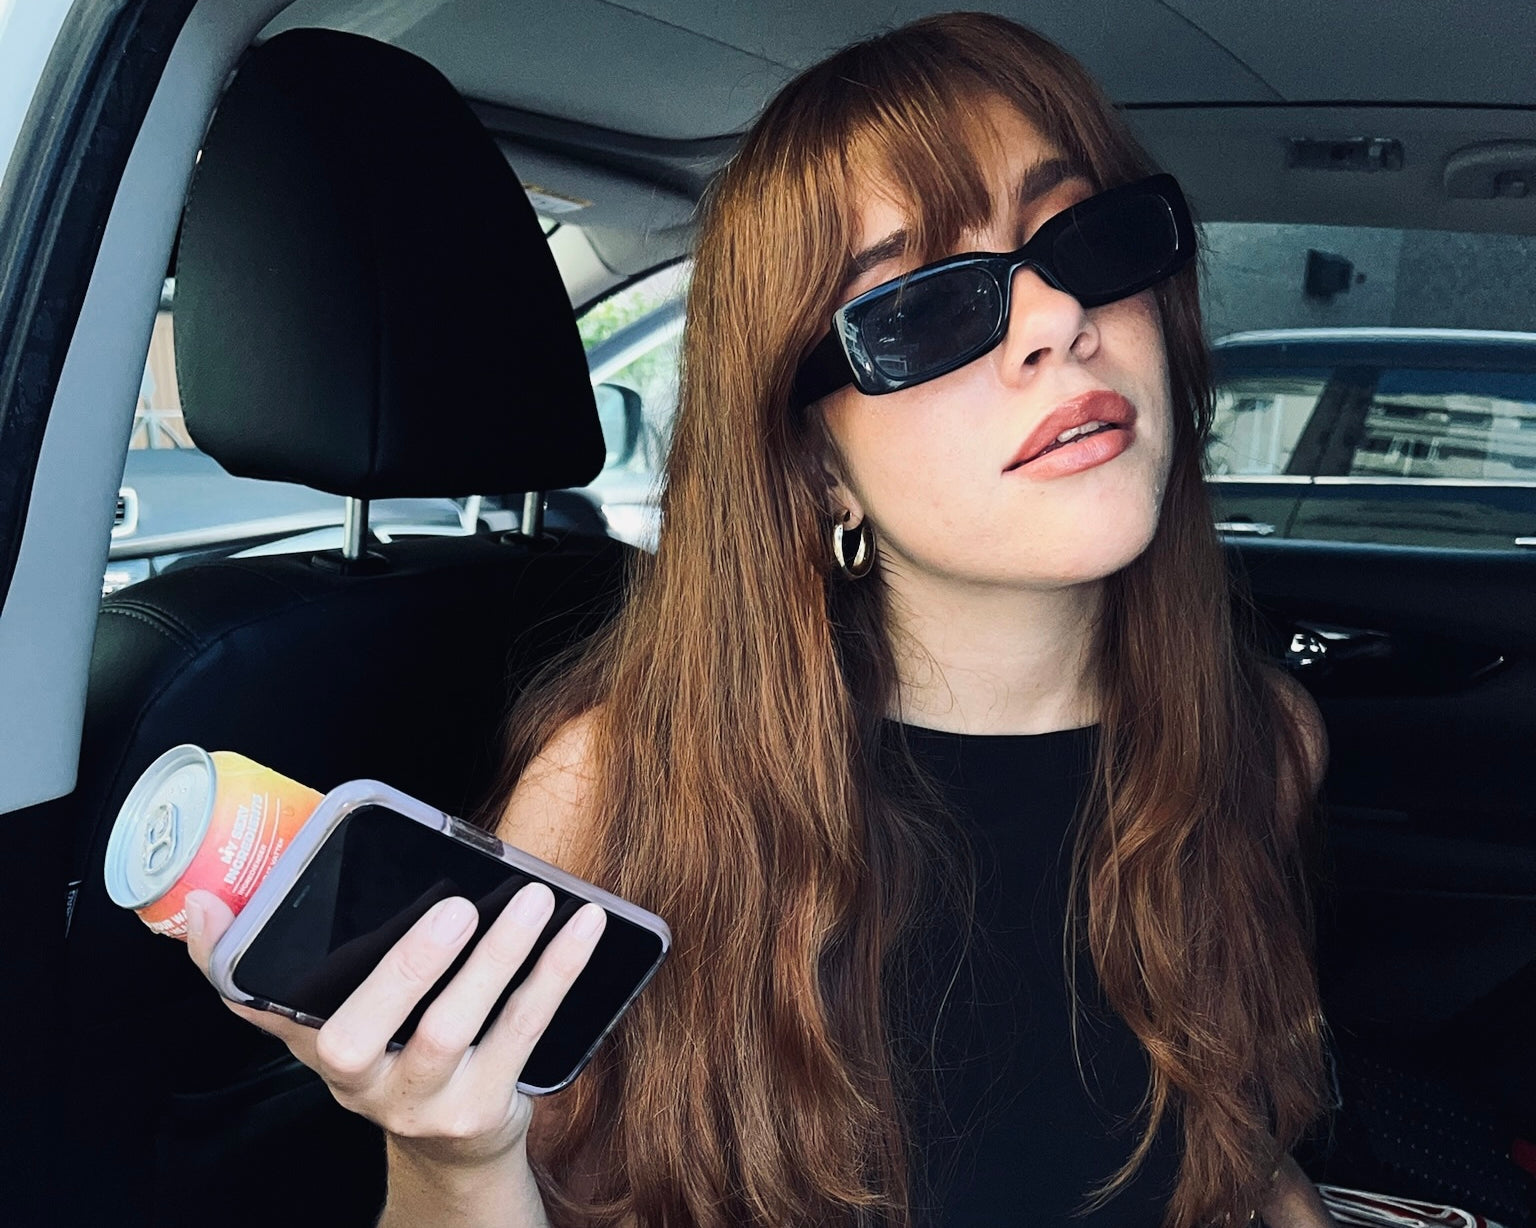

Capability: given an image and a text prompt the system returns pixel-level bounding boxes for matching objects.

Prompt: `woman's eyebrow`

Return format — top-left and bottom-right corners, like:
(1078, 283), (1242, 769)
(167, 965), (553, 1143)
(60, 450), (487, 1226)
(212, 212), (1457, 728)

(1016, 155), (1093, 212)
(842, 231), (909, 290)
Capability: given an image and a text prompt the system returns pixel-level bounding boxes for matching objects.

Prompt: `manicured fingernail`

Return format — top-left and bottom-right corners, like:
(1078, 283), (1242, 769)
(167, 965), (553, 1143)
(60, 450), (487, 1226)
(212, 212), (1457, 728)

(431, 899), (476, 943)
(185, 894), (205, 939)
(571, 904), (605, 940)
(511, 883), (552, 924)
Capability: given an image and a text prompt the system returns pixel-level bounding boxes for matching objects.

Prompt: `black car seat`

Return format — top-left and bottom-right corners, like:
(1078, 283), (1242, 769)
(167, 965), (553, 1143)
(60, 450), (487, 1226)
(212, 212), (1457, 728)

(61, 29), (634, 1228)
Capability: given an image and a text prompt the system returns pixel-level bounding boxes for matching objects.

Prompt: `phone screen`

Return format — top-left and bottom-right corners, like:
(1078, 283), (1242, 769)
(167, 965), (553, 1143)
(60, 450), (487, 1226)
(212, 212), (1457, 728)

(231, 804), (666, 1090)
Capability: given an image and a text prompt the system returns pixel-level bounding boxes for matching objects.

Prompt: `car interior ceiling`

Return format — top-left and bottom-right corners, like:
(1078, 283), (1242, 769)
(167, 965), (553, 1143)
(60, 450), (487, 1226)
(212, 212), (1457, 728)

(262, 0), (1536, 242)
(35, 2), (1536, 1227)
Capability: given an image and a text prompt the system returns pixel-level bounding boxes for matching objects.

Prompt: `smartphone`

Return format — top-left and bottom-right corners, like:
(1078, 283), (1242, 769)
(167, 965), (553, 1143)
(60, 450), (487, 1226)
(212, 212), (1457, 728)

(208, 779), (671, 1095)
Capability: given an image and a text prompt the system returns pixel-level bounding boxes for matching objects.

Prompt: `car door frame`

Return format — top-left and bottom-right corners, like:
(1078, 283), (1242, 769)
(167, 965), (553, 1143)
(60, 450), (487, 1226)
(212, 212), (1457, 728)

(0, 0), (287, 817)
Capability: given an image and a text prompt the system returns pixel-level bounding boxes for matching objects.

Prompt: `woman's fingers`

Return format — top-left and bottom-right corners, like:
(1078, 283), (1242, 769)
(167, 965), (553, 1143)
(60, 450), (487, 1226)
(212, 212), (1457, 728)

(185, 881), (607, 1129)
(470, 901), (607, 1083)
(312, 896), (481, 1091)
(184, 887), (235, 973)
(387, 891), (562, 1118)
(395, 883), (557, 1083)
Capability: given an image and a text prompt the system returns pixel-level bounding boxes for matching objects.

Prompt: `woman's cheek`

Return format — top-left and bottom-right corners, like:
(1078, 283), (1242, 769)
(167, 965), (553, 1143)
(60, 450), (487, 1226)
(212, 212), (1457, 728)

(1150, 403), (1176, 508)
(839, 395), (964, 516)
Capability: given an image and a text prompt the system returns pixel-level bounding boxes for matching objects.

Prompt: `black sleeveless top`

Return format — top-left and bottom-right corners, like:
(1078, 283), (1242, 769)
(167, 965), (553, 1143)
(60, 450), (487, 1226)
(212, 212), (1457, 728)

(890, 720), (1182, 1227)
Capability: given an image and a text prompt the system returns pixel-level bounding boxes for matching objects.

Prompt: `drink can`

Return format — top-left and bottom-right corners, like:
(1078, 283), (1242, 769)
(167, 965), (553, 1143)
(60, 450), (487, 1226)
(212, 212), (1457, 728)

(104, 744), (323, 940)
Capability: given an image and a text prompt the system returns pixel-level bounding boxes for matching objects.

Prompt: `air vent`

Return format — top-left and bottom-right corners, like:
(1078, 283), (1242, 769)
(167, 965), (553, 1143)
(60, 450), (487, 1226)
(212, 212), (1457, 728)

(111, 487), (139, 539)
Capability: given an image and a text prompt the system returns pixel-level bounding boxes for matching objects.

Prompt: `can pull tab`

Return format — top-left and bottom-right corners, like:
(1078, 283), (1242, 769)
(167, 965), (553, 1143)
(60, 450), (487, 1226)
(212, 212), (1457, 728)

(142, 802), (179, 874)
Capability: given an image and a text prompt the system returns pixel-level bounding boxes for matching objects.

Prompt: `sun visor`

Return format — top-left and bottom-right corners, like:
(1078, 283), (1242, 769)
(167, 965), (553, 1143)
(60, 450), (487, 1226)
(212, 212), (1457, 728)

(493, 139), (698, 235)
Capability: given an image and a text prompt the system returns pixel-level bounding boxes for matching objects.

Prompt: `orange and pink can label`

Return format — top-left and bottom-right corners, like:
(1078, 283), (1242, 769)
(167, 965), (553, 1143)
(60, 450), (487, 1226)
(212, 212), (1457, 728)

(104, 745), (322, 940)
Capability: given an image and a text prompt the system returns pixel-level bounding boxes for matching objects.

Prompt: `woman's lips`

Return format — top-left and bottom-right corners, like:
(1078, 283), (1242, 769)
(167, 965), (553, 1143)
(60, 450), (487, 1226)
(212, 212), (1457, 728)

(1004, 389), (1137, 479)
(1008, 421), (1133, 479)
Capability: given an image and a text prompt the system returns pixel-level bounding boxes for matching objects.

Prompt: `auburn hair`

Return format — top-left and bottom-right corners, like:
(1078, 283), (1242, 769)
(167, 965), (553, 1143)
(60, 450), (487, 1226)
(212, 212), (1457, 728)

(475, 13), (1330, 1228)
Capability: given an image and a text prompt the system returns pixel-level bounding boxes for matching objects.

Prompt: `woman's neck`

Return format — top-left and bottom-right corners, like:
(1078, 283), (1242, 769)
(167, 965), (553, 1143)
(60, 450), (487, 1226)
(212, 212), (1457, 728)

(884, 570), (1102, 735)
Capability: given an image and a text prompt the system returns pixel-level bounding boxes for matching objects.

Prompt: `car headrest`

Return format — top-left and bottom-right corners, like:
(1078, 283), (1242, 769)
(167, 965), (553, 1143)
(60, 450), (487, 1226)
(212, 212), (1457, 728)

(174, 28), (604, 498)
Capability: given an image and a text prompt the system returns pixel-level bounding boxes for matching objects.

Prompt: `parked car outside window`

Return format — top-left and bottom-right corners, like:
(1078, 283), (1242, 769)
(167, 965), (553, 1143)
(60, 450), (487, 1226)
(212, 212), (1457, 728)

(1209, 330), (1536, 550)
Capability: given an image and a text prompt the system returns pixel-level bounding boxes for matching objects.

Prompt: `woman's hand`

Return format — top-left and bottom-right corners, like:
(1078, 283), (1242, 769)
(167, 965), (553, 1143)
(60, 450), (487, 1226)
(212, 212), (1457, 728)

(184, 882), (606, 1173)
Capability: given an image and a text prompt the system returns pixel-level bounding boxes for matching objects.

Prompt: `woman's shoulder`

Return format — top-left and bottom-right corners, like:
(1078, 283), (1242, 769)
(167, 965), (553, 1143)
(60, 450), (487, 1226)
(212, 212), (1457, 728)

(1259, 664), (1329, 797)
(494, 705), (605, 872)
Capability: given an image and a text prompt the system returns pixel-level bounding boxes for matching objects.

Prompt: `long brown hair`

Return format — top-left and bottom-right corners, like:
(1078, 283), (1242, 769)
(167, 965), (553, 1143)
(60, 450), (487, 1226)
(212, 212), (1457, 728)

(477, 13), (1329, 1228)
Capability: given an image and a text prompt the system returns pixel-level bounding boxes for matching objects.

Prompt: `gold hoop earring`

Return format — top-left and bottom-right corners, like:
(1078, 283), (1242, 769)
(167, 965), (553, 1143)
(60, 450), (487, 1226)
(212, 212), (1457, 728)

(832, 513), (875, 578)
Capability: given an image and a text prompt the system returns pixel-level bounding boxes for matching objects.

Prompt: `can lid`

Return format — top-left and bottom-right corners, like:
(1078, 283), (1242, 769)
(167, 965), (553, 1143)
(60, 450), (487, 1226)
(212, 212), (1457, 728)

(104, 745), (217, 910)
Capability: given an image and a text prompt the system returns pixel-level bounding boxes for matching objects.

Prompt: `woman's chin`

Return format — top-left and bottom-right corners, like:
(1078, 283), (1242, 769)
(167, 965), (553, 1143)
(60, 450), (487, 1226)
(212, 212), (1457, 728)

(1002, 523), (1161, 588)
(888, 507), (1162, 590)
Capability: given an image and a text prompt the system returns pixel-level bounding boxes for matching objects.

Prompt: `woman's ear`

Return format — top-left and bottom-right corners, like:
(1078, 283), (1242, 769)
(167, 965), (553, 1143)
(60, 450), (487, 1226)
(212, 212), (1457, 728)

(816, 434), (865, 526)
(825, 472), (864, 527)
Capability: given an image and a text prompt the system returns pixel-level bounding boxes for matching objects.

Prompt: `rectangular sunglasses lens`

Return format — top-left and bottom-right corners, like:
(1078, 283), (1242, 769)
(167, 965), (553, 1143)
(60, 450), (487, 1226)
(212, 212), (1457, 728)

(859, 266), (1001, 382)
(1050, 191), (1179, 301)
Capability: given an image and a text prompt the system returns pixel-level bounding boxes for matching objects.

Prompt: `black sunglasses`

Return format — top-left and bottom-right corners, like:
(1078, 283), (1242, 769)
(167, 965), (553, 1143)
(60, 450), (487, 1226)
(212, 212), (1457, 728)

(791, 173), (1196, 408)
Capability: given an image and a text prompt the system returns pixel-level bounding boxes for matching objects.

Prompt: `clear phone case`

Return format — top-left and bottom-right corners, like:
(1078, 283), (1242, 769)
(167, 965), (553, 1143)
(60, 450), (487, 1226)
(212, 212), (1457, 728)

(207, 778), (671, 1094)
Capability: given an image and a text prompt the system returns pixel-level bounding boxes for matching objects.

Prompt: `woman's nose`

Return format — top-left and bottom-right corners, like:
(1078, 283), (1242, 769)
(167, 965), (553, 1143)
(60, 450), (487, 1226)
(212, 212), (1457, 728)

(994, 264), (1099, 377)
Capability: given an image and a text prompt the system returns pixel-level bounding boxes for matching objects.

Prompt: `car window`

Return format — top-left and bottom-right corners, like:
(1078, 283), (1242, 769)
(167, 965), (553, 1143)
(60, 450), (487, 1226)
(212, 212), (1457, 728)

(1347, 367), (1536, 480)
(133, 286), (190, 450)
(1202, 221), (1536, 551)
(605, 340), (680, 469)
(1206, 369), (1330, 477)
(578, 261), (691, 549)
(582, 262), (689, 465)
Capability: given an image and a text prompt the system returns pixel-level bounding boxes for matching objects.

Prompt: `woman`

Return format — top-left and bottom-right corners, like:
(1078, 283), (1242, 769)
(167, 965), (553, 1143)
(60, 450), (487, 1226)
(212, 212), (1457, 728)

(188, 13), (1338, 1228)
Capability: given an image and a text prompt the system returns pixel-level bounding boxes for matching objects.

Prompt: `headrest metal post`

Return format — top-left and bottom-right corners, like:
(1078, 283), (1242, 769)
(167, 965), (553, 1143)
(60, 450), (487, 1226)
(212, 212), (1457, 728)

(343, 497), (370, 560)
(521, 491), (545, 540)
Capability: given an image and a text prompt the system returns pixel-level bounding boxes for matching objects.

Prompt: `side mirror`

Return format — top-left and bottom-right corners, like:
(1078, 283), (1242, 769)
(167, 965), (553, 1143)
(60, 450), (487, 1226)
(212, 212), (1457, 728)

(594, 383), (644, 468)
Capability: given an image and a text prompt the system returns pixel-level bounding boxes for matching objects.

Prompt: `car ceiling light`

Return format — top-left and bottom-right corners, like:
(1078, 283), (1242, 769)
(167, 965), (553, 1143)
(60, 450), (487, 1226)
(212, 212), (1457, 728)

(1286, 137), (1404, 173)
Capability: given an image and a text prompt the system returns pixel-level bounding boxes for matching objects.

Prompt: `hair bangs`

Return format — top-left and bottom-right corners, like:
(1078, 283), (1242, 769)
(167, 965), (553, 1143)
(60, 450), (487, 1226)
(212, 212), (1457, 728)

(830, 76), (1003, 270)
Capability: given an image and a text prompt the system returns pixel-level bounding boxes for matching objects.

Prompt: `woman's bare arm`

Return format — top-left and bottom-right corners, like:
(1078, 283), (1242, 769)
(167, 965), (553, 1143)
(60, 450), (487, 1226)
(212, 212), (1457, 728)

(1265, 664), (1330, 805)
(373, 712), (604, 1228)
(378, 1135), (552, 1228)
(494, 709), (603, 872)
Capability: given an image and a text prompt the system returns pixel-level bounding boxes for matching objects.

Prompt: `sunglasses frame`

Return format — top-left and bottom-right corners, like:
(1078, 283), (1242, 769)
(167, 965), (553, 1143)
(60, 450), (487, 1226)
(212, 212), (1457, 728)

(791, 173), (1196, 408)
